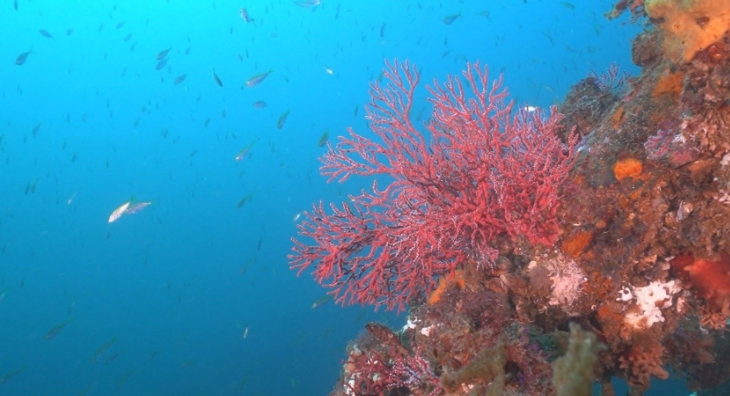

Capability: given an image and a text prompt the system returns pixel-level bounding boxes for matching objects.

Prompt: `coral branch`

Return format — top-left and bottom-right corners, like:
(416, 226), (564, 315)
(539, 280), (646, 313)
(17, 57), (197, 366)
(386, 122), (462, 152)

(290, 60), (577, 311)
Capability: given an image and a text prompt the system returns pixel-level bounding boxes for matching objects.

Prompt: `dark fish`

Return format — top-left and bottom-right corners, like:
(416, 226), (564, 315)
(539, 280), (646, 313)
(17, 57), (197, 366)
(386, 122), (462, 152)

(123, 33), (132, 42)
(212, 71), (223, 87)
(380, 23), (386, 37)
(236, 194), (253, 208)
(13, 0), (17, 10)
(252, 100), (267, 108)
(245, 69), (273, 87)
(173, 74), (187, 85)
(0, 367), (25, 384)
(116, 21), (126, 29)
(156, 48), (171, 60)
(276, 110), (290, 129)
(91, 337), (118, 363)
(155, 58), (168, 70)
(105, 352), (121, 364)
(442, 13), (461, 24)
(185, 47), (191, 55)
(45, 319), (72, 340)
(39, 29), (53, 38)
(97, 23), (104, 32)
(317, 130), (329, 147)
(15, 51), (31, 66)
(66, 28), (74, 35)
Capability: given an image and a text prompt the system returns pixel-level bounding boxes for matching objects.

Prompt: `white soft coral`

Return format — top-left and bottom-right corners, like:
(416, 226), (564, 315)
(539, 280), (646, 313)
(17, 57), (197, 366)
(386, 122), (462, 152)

(618, 280), (681, 329)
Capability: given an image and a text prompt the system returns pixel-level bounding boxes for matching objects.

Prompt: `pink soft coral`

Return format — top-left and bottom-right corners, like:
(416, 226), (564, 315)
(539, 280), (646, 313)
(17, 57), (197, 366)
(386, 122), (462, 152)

(290, 60), (576, 311)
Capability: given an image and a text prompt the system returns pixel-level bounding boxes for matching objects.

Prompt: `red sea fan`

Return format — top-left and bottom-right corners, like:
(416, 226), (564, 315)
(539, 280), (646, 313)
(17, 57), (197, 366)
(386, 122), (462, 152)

(289, 60), (577, 311)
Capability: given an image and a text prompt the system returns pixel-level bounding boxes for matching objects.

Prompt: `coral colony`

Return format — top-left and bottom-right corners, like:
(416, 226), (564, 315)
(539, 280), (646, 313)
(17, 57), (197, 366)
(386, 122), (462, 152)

(290, 1), (730, 395)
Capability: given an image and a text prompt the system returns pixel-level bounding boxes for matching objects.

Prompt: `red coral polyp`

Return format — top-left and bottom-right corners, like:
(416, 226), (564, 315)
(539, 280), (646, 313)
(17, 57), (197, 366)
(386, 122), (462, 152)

(290, 59), (577, 311)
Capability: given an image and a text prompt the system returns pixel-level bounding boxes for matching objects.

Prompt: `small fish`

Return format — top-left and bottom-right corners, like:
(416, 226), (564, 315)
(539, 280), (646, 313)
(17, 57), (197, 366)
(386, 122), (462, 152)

(45, 319), (72, 340)
(312, 294), (334, 309)
(276, 110), (290, 129)
(323, 67), (334, 75)
(91, 336), (118, 363)
(124, 202), (152, 215)
(236, 194), (253, 208)
(116, 21), (126, 29)
(212, 70), (223, 87)
(66, 28), (74, 35)
(561, 2), (575, 9)
(105, 351), (121, 364)
(245, 69), (273, 88)
(108, 201), (131, 223)
(292, 0), (321, 8)
(67, 192), (77, 205)
(174, 74), (187, 85)
(13, 0), (17, 10)
(239, 8), (254, 23)
(39, 29), (54, 38)
(15, 50), (31, 66)
(148, 351), (161, 360)
(0, 367), (25, 384)
(242, 327), (249, 339)
(123, 33), (133, 42)
(477, 10), (490, 19)
(252, 100), (267, 108)
(155, 58), (168, 70)
(118, 369), (134, 386)
(235, 143), (254, 161)
(317, 130), (329, 147)
(442, 12), (461, 24)
(156, 48), (171, 60)
(292, 213), (301, 222)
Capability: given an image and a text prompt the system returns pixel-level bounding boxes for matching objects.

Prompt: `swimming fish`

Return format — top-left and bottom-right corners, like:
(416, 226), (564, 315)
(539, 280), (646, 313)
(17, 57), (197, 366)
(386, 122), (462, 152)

(39, 29), (53, 38)
(91, 336), (118, 363)
(156, 48), (171, 60)
(442, 13), (461, 24)
(174, 74), (187, 85)
(292, 0), (321, 8)
(0, 367), (25, 384)
(15, 50), (31, 66)
(235, 143), (255, 161)
(317, 130), (329, 147)
(45, 319), (72, 340)
(239, 8), (254, 23)
(311, 294), (334, 309)
(212, 70), (223, 87)
(245, 69), (273, 87)
(124, 201), (152, 215)
(108, 201), (130, 223)
(252, 100), (267, 108)
(155, 58), (168, 70)
(276, 110), (290, 129)
(236, 194), (253, 208)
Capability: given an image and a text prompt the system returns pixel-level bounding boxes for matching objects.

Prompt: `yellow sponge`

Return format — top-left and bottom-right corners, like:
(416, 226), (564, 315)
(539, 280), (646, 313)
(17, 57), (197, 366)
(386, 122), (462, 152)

(645, 0), (730, 63)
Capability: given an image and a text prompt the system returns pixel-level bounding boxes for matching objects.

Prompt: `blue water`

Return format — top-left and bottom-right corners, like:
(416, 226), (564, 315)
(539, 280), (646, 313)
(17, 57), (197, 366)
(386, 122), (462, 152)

(0, 0), (692, 395)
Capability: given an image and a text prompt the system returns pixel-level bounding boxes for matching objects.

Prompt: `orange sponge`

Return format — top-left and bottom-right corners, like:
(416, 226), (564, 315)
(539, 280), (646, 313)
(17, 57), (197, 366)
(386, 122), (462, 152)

(646, 0), (730, 63)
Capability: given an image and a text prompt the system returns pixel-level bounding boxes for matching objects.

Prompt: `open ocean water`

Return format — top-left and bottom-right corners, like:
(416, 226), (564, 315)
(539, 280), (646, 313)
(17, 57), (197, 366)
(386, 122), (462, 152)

(0, 0), (695, 395)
